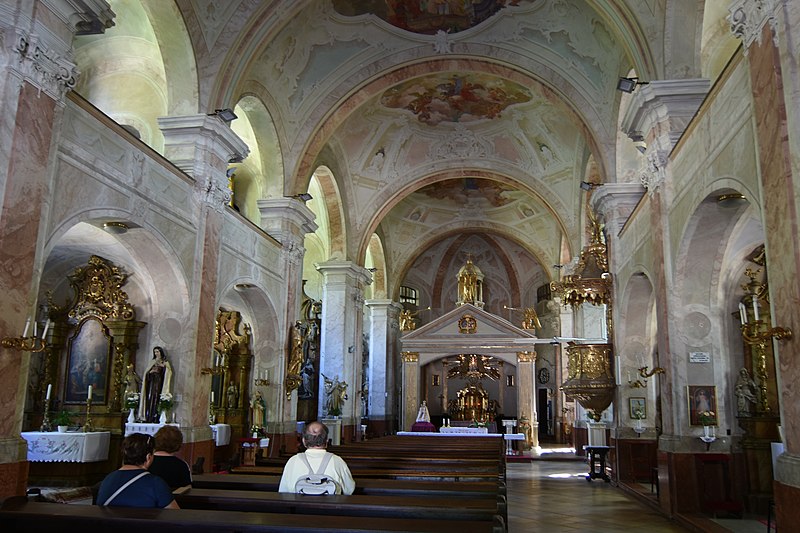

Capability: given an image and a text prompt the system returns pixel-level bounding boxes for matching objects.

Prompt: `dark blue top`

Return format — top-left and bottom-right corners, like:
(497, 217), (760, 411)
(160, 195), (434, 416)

(96, 468), (174, 508)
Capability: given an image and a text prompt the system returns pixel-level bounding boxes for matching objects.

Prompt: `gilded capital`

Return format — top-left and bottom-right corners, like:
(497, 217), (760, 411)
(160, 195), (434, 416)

(517, 351), (535, 363)
(401, 351), (419, 363)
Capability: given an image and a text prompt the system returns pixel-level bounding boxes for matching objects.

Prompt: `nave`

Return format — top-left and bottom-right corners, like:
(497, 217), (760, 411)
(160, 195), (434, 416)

(507, 450), (769, 533)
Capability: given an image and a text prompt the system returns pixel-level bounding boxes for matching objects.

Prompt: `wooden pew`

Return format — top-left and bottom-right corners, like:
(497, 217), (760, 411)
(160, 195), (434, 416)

(0, 497), (504, 533)
(174, 488), (505, 527)
(232, 464), (501, 482)
(193, 473), (506, 498)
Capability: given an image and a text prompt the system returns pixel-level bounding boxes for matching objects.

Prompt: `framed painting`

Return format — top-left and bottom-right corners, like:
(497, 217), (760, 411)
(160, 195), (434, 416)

(629, 397), (646, 419)
(688, 385), (718, 426)
(432, 374), (440, 387)
(64, 317), (113, 404)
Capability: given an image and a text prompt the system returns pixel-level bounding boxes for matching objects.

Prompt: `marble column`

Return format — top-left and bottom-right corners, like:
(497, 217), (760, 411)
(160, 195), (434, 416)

(159, 114), (248, 467)
(258, 198), (317, 437)
(316, 260), (371, 438)
(732, 0), (800, 524)
(517, 351), (538, 449)
(364, 299), (401, 436)
(401, 352), (420, 431)
(0, 1), (112, 500)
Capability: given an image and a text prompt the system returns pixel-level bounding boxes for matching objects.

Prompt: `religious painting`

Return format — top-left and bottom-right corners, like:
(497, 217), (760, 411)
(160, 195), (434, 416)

(333, 0), (537, 35)
(629, 397), (646, 420)
(688, 385), (717, 426)
(381, 73), (532, 126)
(64, 317), (112, 404)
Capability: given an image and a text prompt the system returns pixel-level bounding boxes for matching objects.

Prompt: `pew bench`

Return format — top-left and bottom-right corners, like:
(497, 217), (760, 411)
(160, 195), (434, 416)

(174, 488), (506, 528)
(232, 465), (502, 482)
(0, 497), (504, 533)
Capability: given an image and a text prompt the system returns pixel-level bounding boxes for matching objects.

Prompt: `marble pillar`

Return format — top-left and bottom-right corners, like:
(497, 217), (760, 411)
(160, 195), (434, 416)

(316, 261), (371, 435)
(159, 114), (248, 446)
(517, 351), (539, 449)
(365, 299), (401, 435)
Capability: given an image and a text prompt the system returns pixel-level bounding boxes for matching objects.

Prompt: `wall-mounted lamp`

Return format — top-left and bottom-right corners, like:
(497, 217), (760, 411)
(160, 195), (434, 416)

(212, 108), (238, 122)
(717, 193), (747, 207)
(103, 221), (129, 235)
(617, 77), (649, 93)
(580, 181), (601, 191)
(288, 193), (313, 202)
(1, 316), (50, 352)
(367, 267), (378, 273)
(627, 365), (665, 388)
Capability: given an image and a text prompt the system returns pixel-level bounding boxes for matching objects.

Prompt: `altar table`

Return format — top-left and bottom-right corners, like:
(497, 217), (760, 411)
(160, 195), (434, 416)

(21, 431), (110, 463)
(210, 424), (231, 446)
(439, 426), (489, 434)
(124, 422), (179, 437)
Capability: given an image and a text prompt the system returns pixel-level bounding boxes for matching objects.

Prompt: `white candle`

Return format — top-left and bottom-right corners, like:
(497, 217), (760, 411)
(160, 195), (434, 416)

(753, 298), (760, 321)
(22, 317), (30, 337)
(265, 369), (269, 381)
(87, 384), (92, 400)
(211, 391), (215, 403)
(42, 320), (50, 339)
(738, 302), (747, 325)
(46, 383), (51, 400)
(33, 320), (37, 338)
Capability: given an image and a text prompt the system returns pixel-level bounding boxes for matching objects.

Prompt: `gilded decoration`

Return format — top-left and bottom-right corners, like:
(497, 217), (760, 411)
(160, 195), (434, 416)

(517, 351), (534, 363)
(561, 343), (615, 421)
(401, 351), (419, 363)
(67, 255), (135, 322)
(458, 314), (477, 334)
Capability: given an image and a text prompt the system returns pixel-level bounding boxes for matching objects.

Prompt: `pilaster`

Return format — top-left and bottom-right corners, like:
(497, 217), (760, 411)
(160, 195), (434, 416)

(365, 299), (401, 430)
(517, 351), (538, 448)
(401, 351), (420, 431)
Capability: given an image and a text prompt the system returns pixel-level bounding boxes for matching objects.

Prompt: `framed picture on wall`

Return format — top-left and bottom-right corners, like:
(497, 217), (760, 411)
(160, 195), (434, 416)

(629, 397), (646, 419)
(432, 374), (440, 387)
(688, 385), (718, 426)
(64, 317), (113, 404)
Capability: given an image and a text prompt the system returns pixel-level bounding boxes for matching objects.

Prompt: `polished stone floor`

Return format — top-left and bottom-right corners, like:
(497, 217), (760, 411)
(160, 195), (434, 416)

(505, 448), (773, 533)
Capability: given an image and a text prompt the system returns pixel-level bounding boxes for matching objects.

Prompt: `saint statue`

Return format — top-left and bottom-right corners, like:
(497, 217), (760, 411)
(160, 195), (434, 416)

(123, 363), (142, 399)
(735, 367), (757, 415)
(323, 374), (348, 416)
(251, 390), (266, 428)
(416, 400), (430, 423)
(227, 383), (239, 409)
(288, 321), (305, 377)
(139, 346), (173, 423)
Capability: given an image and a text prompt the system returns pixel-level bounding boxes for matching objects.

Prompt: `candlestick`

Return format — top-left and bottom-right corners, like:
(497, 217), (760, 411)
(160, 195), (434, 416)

(738, 302), (746, 325)
(42, 320), (50, 339)
(46, 383), (51, 400)
(88, 384), (93, 400)
(753, 298), (759, 321)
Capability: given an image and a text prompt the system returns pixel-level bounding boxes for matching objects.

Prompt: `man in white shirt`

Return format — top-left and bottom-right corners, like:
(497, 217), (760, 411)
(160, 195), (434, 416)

(278, 420), (355, 495)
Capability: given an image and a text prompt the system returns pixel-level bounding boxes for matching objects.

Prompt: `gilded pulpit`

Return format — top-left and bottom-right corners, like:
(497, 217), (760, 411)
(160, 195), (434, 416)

(210, 309), (252, 443)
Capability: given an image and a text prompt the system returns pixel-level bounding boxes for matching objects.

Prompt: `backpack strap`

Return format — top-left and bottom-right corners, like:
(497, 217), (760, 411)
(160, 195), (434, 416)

(298, 452), (314, 475)
(316, 452), (333, 475)
(102, 471), (149, 506)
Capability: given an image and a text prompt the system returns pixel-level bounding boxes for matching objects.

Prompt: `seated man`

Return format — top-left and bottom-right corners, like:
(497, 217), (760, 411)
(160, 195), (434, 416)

(278, 420), (355, 495)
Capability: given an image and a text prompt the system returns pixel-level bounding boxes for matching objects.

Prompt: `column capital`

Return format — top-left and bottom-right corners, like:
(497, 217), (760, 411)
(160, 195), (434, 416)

(401, 351), (419, 363)
(315, 260), (373, 287)
(257, 198), (318, 244)
(590, 183), (646, 237)
(728, 0), (780, 54)
(517, 351), (536, 363)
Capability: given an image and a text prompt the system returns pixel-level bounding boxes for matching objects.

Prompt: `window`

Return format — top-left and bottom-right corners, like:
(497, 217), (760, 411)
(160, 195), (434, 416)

(400, 286), (418, 306)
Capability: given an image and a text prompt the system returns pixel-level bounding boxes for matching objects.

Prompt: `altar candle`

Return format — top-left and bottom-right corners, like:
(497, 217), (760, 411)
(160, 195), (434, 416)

(738, 302), (747, 325)
(88, 384), (92, 400)
(22, 317), (30, 337)
(753, 298), (760, 321)
(211, 391), (215, 403)
(42, 320), (50, 339)
(46, 383), (51, 400)
(33, 319), (37, 338)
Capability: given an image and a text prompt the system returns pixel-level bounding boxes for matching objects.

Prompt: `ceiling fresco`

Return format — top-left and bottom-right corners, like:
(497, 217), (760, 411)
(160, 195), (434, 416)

(380, 73), (532, 126)
(418, 178), (515, 207)
(333, 0), (537, 34)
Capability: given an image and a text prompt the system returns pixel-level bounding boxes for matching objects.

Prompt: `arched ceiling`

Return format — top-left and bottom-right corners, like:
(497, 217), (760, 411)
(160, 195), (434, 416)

(76, 1), (715, 310)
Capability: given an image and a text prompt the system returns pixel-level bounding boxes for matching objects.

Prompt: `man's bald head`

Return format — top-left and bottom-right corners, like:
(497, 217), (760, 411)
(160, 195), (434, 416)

(303, 421), (329, 448)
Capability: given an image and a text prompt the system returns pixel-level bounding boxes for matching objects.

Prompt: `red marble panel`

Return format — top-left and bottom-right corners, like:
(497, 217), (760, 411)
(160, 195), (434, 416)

(0, 460), (29, 500)
(774, 480), (800, 530)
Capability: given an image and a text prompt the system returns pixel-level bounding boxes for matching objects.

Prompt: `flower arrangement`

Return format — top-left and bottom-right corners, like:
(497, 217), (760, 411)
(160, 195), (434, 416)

(53, 410), (72, 427)
(158, 392), (174, 412)
(698, 410), (716, 426)
(632, 408), (644, 420)
(125, 392), (140, 410)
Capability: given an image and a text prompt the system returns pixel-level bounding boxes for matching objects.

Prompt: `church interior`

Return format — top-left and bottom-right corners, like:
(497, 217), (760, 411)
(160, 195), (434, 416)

(2, 0), (800, 530)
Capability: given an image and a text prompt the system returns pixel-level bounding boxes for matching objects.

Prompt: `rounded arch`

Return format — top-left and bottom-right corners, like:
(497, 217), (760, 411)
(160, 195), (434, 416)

(365, 234), (388, 299)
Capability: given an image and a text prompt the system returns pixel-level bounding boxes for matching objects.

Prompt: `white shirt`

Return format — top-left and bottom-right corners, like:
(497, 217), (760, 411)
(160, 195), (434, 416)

(278, 448), (356, 495)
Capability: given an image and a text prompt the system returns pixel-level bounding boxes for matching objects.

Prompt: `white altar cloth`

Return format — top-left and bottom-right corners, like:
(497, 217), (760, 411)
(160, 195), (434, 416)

(439, 426), (489, 434)
(210, 424), (231, 446)
(21, 431), (110, 462)
(124, 422), (179, 437)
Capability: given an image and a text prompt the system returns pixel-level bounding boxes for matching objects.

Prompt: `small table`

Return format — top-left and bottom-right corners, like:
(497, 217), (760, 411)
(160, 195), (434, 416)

(21, 431), (111, 462)
(124, 422), (179, 437)
(210, 424), (231, 446)
(504, 433), (525, 455)
(239, 437), (261, 466)
(584, 445), (611, 482)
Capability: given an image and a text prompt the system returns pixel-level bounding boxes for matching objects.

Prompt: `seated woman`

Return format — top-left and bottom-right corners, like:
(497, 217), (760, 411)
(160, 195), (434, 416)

(149, 425), (192, 489)
(96, 432), (179, 508)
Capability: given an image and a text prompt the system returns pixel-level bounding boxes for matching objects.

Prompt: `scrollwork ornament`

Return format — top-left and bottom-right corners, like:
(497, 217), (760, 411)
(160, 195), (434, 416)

(13, 30), (79, 102)
(728, 0), (780, 54)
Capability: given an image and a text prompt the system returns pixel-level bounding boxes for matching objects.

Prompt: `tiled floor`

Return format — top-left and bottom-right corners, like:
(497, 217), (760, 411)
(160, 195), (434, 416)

(506, 448), (774, 532)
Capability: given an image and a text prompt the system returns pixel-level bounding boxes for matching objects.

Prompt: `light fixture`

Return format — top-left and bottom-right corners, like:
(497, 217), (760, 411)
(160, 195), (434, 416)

(367, 267), (378, 273)
(289, 193), (313, 202)
(212, 108), (237, 122)
(717, 193), (747, 207)
(580, 181), (601, 191)
(103, 221), (129, 235)
(234, 283), (255, 292)
(617, 77), (649, 93)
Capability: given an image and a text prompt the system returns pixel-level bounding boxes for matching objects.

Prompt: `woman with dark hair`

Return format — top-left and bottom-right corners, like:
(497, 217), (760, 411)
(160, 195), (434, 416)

(139, 346), (173, 422)
(96, 433), (179, 508)
(149, 425), (192, 489)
